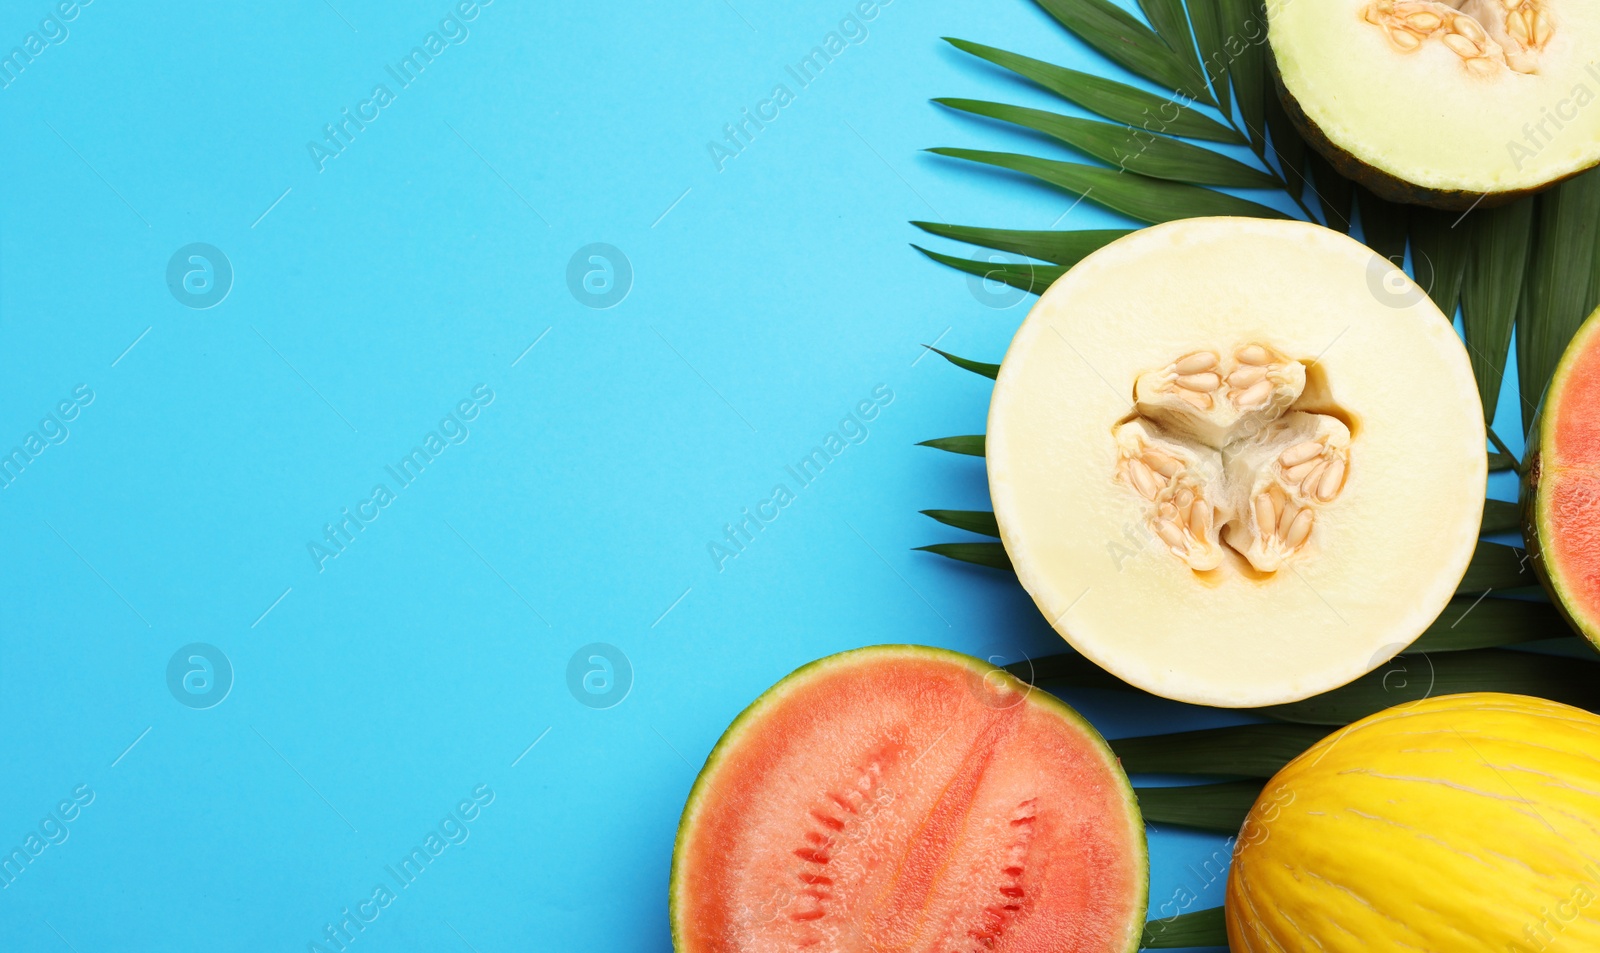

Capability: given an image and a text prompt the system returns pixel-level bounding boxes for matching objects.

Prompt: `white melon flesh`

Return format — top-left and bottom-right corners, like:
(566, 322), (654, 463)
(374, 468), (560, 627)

(1269, 0), (1600, 204)
(987, 218), (1486, 708)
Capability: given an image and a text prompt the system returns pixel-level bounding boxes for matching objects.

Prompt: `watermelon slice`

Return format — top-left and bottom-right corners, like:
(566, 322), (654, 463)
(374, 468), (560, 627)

(1527, 306), (1600, 648)
(669, 645), (1147, 952)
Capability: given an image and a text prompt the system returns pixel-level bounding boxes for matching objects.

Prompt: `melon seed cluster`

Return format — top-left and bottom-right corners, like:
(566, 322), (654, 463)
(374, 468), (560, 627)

(1364, 0), (1549, 75)
(1114, 345), (1352, 573)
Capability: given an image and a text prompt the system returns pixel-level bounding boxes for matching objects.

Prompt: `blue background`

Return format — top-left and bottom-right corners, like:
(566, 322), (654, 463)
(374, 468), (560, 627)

(0, 0), (1523, 950)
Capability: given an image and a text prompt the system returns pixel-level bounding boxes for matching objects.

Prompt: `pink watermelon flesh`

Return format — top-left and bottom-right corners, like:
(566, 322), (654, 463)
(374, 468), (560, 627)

(671, 646), (1146, 953)
(1540, 315), (1600, 639)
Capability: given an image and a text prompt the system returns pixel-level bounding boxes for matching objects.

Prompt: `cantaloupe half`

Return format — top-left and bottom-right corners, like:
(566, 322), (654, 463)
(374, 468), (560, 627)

(988, 218), (1485, 708)
(1526, 306), (1600, 648)
(1268, 0), (1600, 208)
(669, 645), (1147, 953)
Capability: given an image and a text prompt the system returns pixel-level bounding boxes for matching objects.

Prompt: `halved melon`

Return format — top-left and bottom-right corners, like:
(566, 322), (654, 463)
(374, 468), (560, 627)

(1268, 0), (1600, 208)
(988, 218), (1486, 708)
(669, 645), (1147, 953)
(1526, 306), (1600, 648)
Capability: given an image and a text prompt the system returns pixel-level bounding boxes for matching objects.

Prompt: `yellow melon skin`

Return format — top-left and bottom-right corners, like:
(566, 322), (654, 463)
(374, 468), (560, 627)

(1227, 693), (1600, 952)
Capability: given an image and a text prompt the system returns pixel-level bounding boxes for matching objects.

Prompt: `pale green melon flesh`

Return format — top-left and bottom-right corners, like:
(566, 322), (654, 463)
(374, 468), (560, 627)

(988, 218), (1485, 708)
(1269, 0), (1600, 207)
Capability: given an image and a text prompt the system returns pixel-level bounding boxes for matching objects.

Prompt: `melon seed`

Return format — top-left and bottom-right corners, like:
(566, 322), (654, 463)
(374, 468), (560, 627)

(1284, 459), (1321, 483)
(1174, 352), (1218, 374)
(1531, 9), (1549, 44)
(1508, 10), (1530, 41)
(1388, 27), (1422, 49)
(1236, 345), (1272, 365)
(1228, 365), (1269, 389)
(1235, 380), (1273, 408)
(1406, 11), (1441, 30)
(1302, 460), (1329, 492)
(1452, 16), (1487, 43)
(1128, 458), (1162, 500)
(1277, 501), (1300, 539)
(1154, 519), (1187, 549)
(1285, 508), (1315, 548)
(1254, 493), (1277, 532)
(1279, 441), (1324, 468)
(1316, 458), (1347, 501)
(1142, 449), (1183, 478)
(1442, 33), (1482, 57)
(1176, 372), (1221, 392)
(1188, 503), (1211, 538)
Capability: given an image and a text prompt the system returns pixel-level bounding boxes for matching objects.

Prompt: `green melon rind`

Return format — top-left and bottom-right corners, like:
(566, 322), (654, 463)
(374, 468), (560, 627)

(1526, 307), (1600, 650)
(667, 643), (1149, 953)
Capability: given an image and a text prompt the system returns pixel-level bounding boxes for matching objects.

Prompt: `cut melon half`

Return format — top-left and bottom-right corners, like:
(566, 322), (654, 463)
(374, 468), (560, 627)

(988, 218), (1486, 708)
(1268, 0), (1600, 208)
(669, 645), (1148, 953)
(1526, 306), (1600, 648)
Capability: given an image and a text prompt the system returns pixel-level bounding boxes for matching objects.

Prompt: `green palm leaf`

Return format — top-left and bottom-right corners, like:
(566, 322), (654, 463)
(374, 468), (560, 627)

(1482, 498), (1520, 534)
(912, 245), (1065, 295)
(1136, 780), (1262, 832)
(1138, 0), (1207, 85)
(943, 39), (1242, 144)
(1009, 651), (1127, 690)
(912, 221), (1130, 267)
(917, 434), (987, 456)
(1409, 207), (1471, 319)
(1305, 151), (1353, 232)
(920, 509), (1001, 537)
(1412, 596), (1570, 652)
(1184, 0), (1231, 118)
(1460, 201), (1534, 422)
(936, 99), (1279, 189)
(1261, 649), (1600, 725)
(1111, 723), (1329, 777)
(929, 147), (1289, 223)
(1032, 0), (1213, 105)
(1142, 906), (1226, 949)
(1519, 169), (1600, 428)
(922, 346), (1001, 379)
(1262, 84), (1305, 198)
(1015, 647), (1600, 725)
(1459, 541), (1538, 592)
(1220, 0), (1266, 149)
(914, 541), (1012, 570)
(1355, 186), (1408, 266)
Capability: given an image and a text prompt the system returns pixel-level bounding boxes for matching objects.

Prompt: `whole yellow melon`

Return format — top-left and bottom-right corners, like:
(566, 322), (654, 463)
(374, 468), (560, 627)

(1227, 692), (1600, 951)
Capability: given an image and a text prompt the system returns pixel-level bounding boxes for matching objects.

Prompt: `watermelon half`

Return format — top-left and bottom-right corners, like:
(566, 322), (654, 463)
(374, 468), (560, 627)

(669, 645), (1148, 952)
(1527, 306), (1600, 648)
